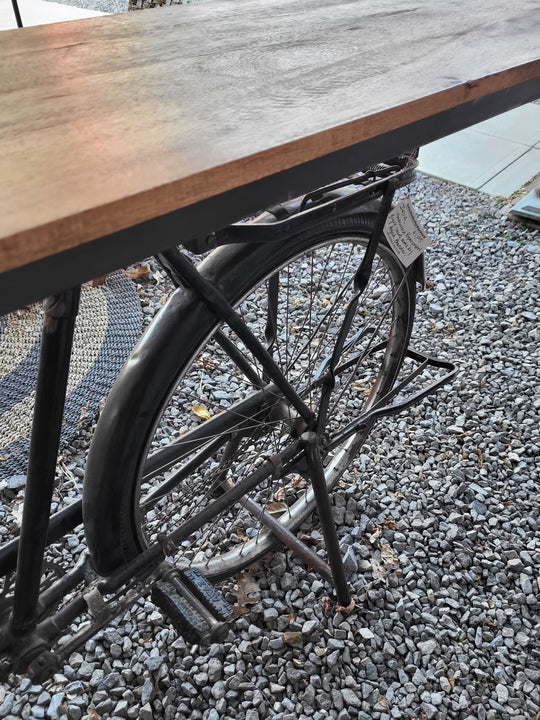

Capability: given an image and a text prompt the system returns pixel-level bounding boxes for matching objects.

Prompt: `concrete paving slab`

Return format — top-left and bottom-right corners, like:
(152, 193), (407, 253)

(472, 103), (540, 147)
(479, 147), (540, 197)
(418, 129), (531, 189)
(510, 187), (540, 224)
(0, 0), (106, 30)
(418, 103), (540, 197)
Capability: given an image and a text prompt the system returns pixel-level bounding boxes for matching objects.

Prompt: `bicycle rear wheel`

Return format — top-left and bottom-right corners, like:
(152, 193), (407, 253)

(83, 215), (415, 579)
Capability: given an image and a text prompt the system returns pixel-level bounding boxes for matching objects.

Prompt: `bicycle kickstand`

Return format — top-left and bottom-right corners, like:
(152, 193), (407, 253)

(298, 183), (398, 610)
(301, 431), (352, 609)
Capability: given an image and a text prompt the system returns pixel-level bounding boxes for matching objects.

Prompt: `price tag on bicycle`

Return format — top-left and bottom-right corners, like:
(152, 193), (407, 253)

(384, 196), (431, 267)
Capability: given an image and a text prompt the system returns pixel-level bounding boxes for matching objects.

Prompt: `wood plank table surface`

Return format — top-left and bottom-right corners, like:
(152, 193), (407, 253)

(1, 0), (539, 314)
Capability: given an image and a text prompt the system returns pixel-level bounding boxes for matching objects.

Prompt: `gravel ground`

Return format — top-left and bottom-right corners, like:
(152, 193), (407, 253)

(43, 0), (128, 13)
(0, 174), (539, 720)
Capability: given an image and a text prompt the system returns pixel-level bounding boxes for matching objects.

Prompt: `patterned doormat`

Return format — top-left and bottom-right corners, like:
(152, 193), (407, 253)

(0, 272), (142, 481)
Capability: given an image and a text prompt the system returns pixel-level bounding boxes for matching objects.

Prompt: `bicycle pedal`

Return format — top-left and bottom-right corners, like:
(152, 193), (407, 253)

(180, 567), (234, 623)
(152, 581), (211, 645)
(151, 569), (233, 645)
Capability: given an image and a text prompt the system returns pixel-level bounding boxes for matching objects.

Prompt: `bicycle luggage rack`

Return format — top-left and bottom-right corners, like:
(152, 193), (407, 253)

(183, 155), (417, 253)
(325, 344), (457, 449)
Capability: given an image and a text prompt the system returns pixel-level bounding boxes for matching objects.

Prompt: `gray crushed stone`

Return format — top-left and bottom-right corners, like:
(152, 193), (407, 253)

(43, 0), (128, 13)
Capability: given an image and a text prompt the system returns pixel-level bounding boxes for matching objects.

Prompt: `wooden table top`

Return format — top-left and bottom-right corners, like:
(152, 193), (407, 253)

(0, 0), (539, 311)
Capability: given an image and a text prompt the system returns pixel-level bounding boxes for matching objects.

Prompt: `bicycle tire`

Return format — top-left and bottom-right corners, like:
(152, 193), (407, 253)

(83, 214), (416, 579)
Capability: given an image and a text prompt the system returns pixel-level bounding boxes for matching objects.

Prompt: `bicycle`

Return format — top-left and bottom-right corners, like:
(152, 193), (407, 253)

(0, 153), (455, 680)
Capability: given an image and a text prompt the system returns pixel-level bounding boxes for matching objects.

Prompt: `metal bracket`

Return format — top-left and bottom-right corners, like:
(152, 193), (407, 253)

(83, 587), (109, 622)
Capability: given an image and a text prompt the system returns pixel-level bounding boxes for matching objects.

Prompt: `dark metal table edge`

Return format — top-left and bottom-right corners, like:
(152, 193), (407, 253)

(1, 75), (538, 316)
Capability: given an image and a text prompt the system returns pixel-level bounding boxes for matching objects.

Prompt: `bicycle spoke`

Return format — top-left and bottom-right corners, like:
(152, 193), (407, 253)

(141, 435), (226, 508)
(289, 243), (358, 383)
(130, 229), (413, 578)
(142, 384), (283, 479)
(326, 265), (412, 420)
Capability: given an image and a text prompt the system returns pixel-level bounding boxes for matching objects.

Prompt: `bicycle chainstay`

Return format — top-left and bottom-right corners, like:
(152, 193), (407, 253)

(0, 558), (234, 682)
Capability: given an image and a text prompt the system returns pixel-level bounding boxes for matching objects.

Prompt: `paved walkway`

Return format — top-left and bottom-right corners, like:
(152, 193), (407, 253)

(0, 0), (107, 27)
(2, 0), (539, 199)
(419, 103), (540, 198)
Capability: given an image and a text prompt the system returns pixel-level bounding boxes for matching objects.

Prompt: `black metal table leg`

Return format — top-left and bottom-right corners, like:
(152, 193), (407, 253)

(9, 288), (81, 637)
(301, 431), (351, 607)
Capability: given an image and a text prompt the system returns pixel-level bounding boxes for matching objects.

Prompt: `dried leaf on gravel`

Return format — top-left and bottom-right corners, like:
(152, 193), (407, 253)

(264, 501), (288, 517)
(322, 596), (334, 614)
(274, 475), (306, 501)
(193, 540), (209, 553)
(194, 354), (221, 371)
(335, 597), (356, 614)
(232, 605), (250, 618)
(88, 275), (107, 287)
(380, 542), (399, 570)
(297, 533), (318, 546)
(474, 447), (484, 468)
(369, 527), (382, 544)
(231, 570), (260, 612)
(371, 557), (389, 582)
(123, 264), (152, 280)
(191, 404), (211, 420)
(284, 631), (303, 648)
(87, 710), (101, 720)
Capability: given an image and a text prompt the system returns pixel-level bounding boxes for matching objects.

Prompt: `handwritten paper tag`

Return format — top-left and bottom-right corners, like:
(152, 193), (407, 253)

(384, 197), (431, 267)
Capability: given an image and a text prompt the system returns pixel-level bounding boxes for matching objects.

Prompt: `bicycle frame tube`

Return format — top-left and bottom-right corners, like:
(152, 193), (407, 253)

(315, 179), (397, 434)
(158, 248), (317, 426)
(0, 500), (83, 576)
(159, 191), (401, 609)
